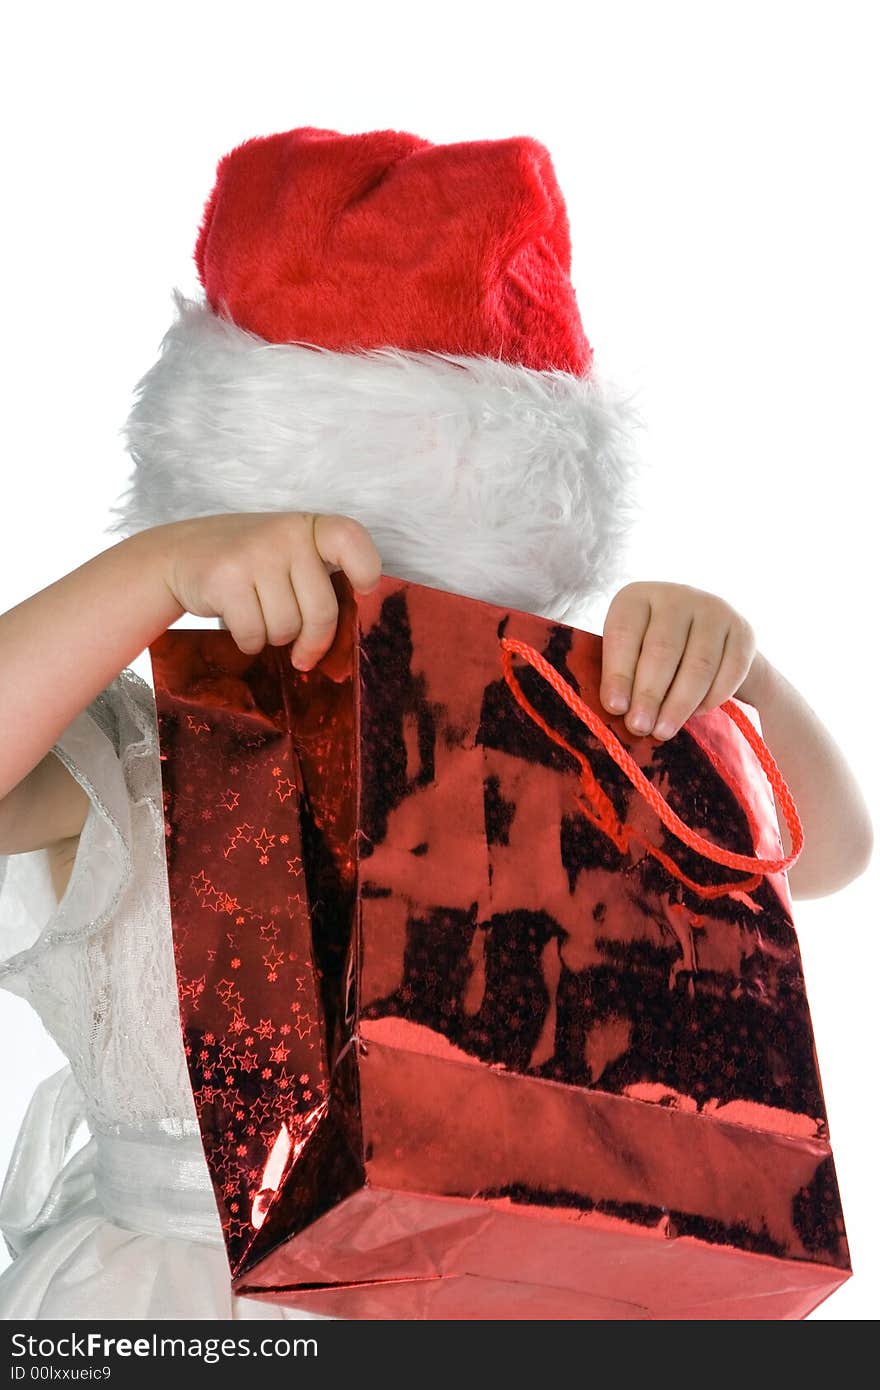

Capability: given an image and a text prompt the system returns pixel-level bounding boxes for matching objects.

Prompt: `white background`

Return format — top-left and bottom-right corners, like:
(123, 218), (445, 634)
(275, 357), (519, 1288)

(1, 1), (877, 1319)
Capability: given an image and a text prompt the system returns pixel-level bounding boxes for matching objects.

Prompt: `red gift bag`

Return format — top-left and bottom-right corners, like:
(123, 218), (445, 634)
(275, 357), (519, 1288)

(148, 571), (850, 1320)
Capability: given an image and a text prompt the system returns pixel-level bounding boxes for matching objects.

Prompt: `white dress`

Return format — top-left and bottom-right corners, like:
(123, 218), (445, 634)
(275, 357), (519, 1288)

(0, 667), (331, 1320)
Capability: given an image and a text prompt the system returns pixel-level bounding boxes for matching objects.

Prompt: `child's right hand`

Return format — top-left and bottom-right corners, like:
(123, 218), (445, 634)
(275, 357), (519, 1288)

(161, 511), (383, 670)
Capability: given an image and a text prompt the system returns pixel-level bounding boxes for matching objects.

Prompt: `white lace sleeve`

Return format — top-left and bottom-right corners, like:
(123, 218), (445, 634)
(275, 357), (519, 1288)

(0, 669), (158, 996)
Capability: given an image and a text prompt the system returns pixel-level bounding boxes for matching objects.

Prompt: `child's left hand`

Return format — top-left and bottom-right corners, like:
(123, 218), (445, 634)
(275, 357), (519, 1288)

(599, 581), (768, 740)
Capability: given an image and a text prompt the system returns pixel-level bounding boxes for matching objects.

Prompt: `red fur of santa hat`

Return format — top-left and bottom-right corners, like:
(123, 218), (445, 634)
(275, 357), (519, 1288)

(193, 126), (593, 374)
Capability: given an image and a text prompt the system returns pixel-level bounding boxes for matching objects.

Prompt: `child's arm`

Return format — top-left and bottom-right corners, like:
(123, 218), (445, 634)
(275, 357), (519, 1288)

(0, 511), (382, 851)
(0, 524), (185, 843)
(599, 581), (874, 900)
(733, 651), (874, 899)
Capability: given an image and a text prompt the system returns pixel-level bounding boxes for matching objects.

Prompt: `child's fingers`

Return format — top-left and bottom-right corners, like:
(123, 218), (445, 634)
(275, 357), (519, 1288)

(624, 606), (694, 736)
(285, 544), (341, 671)
(651, 619), (729, 739)
(691, 623), (756, 717)
(221, 584), (268, 656)
(251, 567), (304, 648)
(313, 514), (383, 595)
(600, 585), (652, 714)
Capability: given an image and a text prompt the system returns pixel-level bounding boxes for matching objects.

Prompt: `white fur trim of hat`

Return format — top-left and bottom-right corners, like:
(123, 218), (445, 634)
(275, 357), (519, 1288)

(108, 290), (648, 626)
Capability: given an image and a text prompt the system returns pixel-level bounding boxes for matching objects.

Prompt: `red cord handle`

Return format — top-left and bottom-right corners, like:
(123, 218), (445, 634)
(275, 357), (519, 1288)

(499, 636), (804, 900)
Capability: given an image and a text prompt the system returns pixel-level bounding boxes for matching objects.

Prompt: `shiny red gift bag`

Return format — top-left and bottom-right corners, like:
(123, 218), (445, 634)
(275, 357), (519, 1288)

(148, 572), (850, 1320)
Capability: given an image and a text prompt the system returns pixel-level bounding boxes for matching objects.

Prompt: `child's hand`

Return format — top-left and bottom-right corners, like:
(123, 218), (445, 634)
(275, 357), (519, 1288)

(599, 581), (766, 740)
(161, 511), (383, 670)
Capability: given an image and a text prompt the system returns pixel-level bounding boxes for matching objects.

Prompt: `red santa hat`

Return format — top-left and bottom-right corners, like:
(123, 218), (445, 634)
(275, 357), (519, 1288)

(109, 126), (645, 623)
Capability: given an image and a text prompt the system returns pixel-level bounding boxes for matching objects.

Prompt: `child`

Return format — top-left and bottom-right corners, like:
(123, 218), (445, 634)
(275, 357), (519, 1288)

(0, 126), (872, 1320)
